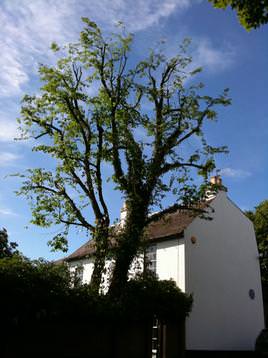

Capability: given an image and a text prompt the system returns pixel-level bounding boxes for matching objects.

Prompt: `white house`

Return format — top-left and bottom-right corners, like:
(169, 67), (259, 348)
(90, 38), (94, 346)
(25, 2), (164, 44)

(64, 177), (265, 352)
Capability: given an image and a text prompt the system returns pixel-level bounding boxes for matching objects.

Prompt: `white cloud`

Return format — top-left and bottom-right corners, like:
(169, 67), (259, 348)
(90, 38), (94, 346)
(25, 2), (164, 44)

(240, 205), (250, 212)
(0, 0), (235, 99)
(0, 0), (76, 97)
(0, 47), (29, 97)
(220, 167), (251, 179)
(161, 35), (235, 78)
(0, 152), (20, 166)
(0, 0), (195, 97)
(0, 118), (19, 142)
(193, 38), (235, 72)
(0, 207), (18, 216)
(81, 0), (192, 32)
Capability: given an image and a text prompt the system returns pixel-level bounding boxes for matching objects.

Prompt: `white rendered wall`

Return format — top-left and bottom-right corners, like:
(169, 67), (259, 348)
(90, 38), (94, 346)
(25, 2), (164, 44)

(129, 254), (144, 278)
(156, 239), (185, 292)
(185, 191), (264, 351)
(68, 258), (94, 284)
(68, 258), (113, 292)
(68, 240), (185, 291)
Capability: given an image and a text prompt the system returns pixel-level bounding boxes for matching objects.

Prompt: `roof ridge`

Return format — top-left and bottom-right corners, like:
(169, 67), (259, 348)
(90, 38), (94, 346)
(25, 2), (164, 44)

(64, 201), (215, 262)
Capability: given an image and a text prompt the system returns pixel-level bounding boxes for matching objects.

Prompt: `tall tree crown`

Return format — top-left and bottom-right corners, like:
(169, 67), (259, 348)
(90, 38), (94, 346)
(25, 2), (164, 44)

(17, 19), (230, 259)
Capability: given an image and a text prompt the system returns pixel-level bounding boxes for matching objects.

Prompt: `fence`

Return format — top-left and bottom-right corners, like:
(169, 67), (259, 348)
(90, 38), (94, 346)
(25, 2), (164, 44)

(4, 318), (185, 358)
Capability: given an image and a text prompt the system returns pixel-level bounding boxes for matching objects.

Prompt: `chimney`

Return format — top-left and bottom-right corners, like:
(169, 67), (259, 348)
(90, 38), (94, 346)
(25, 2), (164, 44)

(205, 175), (227, 200)
(210, 175), (222, 186)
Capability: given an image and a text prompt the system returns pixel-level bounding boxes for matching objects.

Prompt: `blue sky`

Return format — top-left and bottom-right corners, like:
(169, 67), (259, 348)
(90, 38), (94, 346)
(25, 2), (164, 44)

(0, 0), (267, 260)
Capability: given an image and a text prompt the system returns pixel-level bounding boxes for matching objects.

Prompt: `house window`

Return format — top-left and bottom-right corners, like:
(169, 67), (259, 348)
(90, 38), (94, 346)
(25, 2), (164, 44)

(74, 264), (84, 285)
(146, 245), (157, 274)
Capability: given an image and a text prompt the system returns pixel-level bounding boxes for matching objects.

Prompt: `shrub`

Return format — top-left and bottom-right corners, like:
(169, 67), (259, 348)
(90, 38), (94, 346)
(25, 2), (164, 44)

(117, 274), (192, 322)
(0, 257), (192, 328)
(0, 256), (71, 326)
(0, 228), (19, 258)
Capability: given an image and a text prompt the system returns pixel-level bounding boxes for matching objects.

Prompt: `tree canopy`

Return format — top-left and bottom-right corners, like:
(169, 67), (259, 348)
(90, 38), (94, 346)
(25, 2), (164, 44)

(209, 0), (268, 30)
(245, 200), (268, 283)
(17, 18), (230, 293)
(0, 228), (19, 259)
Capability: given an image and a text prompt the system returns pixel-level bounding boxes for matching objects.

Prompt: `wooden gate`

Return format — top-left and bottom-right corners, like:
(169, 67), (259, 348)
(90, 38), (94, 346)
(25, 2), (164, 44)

(152, 317), (186, 358)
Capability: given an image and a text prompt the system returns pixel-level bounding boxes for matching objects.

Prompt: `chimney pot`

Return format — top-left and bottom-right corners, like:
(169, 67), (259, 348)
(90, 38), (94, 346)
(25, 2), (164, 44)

(210, 175), (222, 186)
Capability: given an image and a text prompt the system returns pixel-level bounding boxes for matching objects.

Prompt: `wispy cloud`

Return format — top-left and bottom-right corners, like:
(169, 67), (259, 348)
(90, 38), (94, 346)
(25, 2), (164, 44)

(81, 0), (192, 32)
(240, 205), (250, 212)
(0, 0), (195, 98)
(162, 35), (235, 78)
(0, 0), (76, 97)
(220, 167), (251, 179)
(0, 117), (19, 142)
(0, 207), (18, 216)
(193, 38), (235, 72)
(0, 152), (21, 166)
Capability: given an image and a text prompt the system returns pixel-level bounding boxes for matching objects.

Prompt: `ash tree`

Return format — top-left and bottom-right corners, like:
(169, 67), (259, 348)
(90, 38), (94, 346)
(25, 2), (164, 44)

(17, 18), (230, 294)
(17, 40), (110, 290)
(209, 0), (268, 30)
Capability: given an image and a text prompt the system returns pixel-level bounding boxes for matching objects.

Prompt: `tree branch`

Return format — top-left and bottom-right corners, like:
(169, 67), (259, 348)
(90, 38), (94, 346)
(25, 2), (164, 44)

(98, 57), (128, 189)
(159, 161), (205, 175)
(145, 203), (209, 225)
(96, 120), (109, 220)
(63, 95), (103, 219)
(30, 184), (94, 231)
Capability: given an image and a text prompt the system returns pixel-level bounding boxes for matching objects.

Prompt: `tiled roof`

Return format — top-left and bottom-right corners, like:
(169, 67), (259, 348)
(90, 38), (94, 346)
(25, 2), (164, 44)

(146, 209), (197, 240)
(66, 240), (96, 261)
(64, 207), (202, 262)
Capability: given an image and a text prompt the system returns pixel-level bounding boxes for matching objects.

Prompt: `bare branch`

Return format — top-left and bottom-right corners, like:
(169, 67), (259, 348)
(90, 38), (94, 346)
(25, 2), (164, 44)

(159, 161), (205, 175)
(59, 218), (87, 228)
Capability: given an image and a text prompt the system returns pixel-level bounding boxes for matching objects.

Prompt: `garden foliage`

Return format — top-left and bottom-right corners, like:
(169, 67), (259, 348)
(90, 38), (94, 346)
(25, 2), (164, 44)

(0, 257), (192, 327)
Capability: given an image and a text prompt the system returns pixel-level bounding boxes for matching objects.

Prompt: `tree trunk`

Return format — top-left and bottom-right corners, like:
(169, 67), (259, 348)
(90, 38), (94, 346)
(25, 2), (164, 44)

(90, 220), (109, 292)
(109, 199), (148, 296)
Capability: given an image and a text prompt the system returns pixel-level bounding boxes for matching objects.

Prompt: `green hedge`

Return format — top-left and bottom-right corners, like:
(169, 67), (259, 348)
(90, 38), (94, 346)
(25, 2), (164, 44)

(0, 256), (192, 327)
